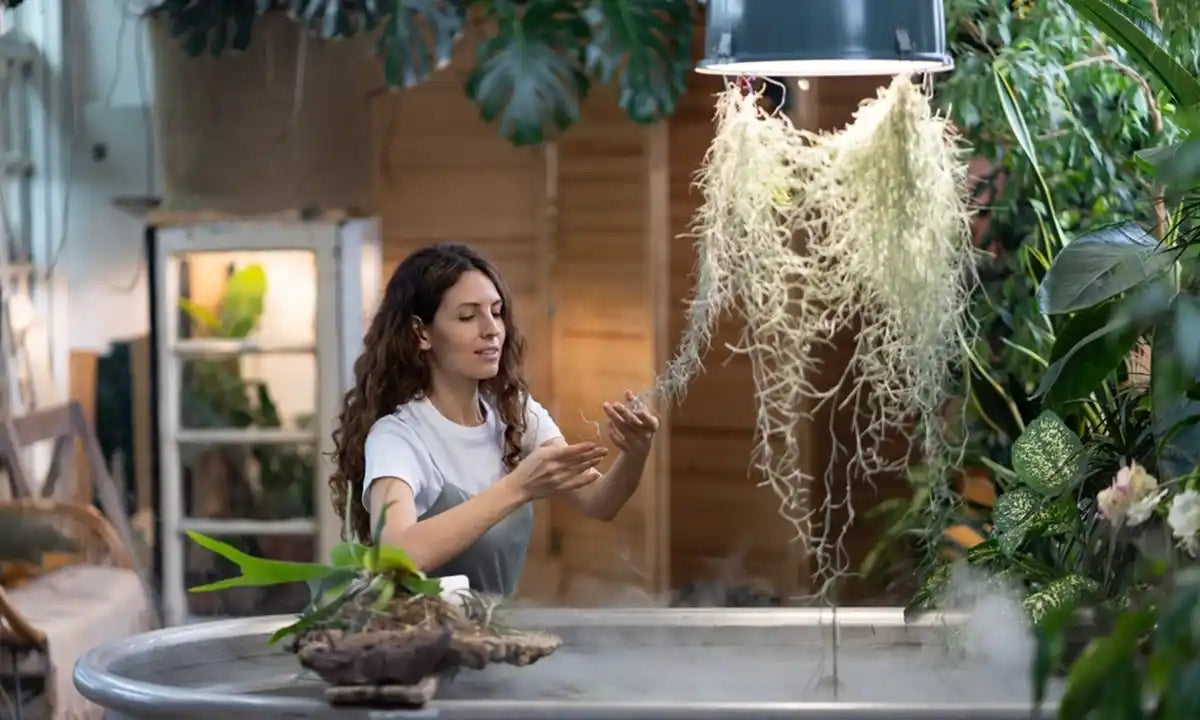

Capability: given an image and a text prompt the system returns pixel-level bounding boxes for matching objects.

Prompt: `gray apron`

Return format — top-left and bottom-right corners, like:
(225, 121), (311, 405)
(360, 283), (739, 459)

(418, 481), (533, 597)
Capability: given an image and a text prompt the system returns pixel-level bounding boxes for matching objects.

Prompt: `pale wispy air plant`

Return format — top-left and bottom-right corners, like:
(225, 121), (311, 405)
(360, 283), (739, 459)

(643, 75), (980, 599)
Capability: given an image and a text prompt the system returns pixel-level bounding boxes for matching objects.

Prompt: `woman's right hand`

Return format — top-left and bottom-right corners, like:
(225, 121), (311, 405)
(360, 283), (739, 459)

(506, 442), (608, 501)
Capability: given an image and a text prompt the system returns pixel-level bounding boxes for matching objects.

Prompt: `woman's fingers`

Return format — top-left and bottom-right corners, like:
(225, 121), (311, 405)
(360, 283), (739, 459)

(607, 421), (627, 447)
(604, 402), (644, 430)
(549, 441), (602, 459)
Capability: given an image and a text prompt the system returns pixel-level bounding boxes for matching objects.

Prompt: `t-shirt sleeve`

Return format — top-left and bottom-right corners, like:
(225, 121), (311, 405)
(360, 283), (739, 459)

(362, 415), (436, 516)
(522, 394), (565, 455)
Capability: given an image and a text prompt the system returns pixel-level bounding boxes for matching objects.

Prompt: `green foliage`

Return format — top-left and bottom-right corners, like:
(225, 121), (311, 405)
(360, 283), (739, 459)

(936, 0), (1180, 464)
(155, 0), (697, 146)
(187, 501), (442, 645)
(908, 3), (1200, 715)
(1032, 569), (1200, 719)
(178, 264), (316, 522)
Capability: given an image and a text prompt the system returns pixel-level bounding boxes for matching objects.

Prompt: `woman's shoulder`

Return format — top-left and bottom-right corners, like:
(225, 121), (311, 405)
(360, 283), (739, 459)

(365, 400), (427, 441)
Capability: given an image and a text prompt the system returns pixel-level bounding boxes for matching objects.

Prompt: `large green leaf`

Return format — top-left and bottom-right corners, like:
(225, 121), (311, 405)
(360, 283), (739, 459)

(1058, 607), (1155, 719)
(378, 0), (465, 89)
(1136, 139), (1200, 196)
(582, 0), (693, 124)
(1061, 0), (1200, 108)
(1037, 223), (1176, 315)
(219, 264), (267, 337)
(1011, 410), (1085, 495)
(1036, 301), (1140, 407)
(186, 531), (335, 591)
(466, 0), (592, 145)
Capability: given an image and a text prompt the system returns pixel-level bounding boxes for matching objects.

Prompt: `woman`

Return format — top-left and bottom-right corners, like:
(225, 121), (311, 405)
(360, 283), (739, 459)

(330, 242), (660, 597)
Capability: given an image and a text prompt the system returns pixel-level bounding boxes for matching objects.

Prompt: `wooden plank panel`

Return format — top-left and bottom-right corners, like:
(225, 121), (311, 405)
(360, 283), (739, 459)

(548, 81), (667, 598)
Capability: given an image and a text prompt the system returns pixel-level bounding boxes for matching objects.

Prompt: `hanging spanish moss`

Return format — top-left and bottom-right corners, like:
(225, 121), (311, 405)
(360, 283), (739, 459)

(646, 75), (979, 597)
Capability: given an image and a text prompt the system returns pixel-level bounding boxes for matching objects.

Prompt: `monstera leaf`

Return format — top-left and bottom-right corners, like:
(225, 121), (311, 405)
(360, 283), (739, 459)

(378, 0), (466, 88)
(466, 0), (592, 145)
(583, 0), (694, 123)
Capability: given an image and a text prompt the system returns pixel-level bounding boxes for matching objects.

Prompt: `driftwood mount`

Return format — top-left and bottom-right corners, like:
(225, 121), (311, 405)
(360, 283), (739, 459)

(292, 592), (561, 706)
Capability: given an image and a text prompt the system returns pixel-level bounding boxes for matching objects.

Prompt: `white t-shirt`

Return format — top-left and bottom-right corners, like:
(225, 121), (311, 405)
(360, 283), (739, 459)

(361, 393), (564, 516)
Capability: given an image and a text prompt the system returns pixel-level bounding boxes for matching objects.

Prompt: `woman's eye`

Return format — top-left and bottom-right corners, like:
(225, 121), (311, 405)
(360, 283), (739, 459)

(458, 315), (474, 322)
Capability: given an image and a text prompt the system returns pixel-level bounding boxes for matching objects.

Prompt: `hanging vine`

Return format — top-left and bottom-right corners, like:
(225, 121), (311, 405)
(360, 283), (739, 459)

(646, 75), (981, 597)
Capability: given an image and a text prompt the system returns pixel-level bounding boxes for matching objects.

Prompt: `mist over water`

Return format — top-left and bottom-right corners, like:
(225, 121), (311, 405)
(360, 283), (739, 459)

(438, 561), (1048, 706)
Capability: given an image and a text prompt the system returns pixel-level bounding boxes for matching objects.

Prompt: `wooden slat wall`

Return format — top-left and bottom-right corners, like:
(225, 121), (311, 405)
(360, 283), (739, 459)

(549, 87), (668, 604)
(663, 49), (805, 602)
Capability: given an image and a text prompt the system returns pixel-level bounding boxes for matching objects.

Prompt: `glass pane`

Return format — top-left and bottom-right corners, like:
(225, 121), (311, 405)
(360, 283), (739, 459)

(174, 250), (316, 345)
(180, 352), (317, 432)
(183, 442), (317, 520)
(185, 534), (314, 618)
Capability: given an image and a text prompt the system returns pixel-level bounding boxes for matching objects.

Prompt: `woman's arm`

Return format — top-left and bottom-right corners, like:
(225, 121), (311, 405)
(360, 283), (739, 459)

(369, 476), (525, 572)
(368, 442), (606, 569)
(557, 391), (660, 521)
(559, 443), (649, 521)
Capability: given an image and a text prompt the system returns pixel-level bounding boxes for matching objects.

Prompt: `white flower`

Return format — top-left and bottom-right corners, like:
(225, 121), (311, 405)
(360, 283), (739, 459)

(1097, 461), (1159, 526)
(1097, 484), (1131, 524)
(1126, 488), (1168, 527)
(1167, 490), (1200, 557)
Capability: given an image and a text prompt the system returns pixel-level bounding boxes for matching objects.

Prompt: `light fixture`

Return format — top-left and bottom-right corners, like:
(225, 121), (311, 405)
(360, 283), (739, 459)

(696, 0), (954, 78)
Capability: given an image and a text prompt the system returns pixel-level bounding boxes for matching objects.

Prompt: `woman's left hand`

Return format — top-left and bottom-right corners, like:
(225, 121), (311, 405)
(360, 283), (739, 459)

(603, 390), (660, 456)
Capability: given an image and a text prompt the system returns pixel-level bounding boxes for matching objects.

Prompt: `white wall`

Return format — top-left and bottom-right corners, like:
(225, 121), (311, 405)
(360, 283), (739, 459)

(21, 0), (160, 354)
(64, 0), (159, 352)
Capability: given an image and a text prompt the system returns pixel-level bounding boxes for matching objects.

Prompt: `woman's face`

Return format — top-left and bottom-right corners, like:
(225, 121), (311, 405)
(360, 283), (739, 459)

(419, 269), (506, 381)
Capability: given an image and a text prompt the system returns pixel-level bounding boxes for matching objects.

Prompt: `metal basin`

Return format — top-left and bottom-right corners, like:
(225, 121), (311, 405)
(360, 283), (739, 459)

(75, 607), (1062, 719)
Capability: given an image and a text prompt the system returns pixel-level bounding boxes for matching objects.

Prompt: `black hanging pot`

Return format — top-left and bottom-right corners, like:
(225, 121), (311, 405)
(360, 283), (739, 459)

(696, 0), (954, 77)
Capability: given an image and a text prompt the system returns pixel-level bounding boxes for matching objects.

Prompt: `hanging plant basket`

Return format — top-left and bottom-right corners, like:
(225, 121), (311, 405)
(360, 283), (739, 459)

(147, 11), (376, 215)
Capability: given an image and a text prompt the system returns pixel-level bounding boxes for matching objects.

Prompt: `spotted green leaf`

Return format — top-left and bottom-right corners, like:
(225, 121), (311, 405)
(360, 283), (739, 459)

(1028, 497), (1081, 537)
(1023, 574), (1100, 626)
(993, 486), (1041, 556)
(1011, 410), (1085, 495)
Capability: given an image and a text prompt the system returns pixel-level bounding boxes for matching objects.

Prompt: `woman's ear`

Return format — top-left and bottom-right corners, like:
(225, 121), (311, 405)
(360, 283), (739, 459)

(413, 318), (432, 351)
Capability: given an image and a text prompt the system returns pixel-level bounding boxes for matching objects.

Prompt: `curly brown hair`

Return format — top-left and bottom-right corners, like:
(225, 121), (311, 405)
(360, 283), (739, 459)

(329, 243), (529, 543)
